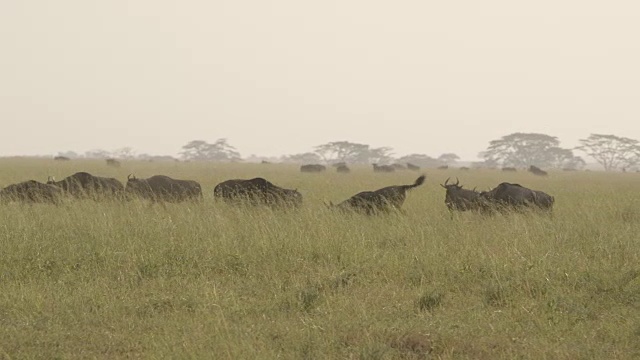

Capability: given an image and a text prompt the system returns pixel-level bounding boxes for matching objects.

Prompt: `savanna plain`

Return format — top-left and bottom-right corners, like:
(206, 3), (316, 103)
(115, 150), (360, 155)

(0, 158), (639, 359)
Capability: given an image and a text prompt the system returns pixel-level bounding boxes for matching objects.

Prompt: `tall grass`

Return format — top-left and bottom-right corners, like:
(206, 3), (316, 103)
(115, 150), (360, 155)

(0, 159), (639, 359)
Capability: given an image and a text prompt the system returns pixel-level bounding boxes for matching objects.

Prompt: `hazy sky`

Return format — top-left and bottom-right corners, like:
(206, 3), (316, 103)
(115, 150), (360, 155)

(1, 1), (639, 160)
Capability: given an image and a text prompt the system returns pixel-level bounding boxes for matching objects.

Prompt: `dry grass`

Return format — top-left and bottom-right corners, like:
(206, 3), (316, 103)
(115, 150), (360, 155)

(0, 158), (639, 359)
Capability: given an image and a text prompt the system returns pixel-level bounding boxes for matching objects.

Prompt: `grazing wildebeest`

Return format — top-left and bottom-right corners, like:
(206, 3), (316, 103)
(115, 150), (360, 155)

(300, 164), (326, 173)
(480, 182), (554, 211)
(407, 163), (420, 171)
(440, 177), (482, 212)
(106, 158), (120, 167)
(528, 165), (548, 176)
(331, 175), (426, 214)
(54, 156), (70, 161)
(437, 165), (448, 170)
(372, 163), (395, 173)
(502, 167), (517, 172)
(125, 175), (202, 202)
(0, 180), (62, 204)
(47, 172), (124, 199)
(213, 177), (302, 207)
(336, 164), (350, 173)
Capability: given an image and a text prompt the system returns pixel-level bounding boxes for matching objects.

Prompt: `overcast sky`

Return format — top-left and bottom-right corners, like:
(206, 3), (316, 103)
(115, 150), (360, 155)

(1, 1), (639, 160)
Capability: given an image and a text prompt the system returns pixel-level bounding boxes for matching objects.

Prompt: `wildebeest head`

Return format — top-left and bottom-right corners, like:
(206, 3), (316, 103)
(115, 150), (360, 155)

(125, 174), (153, 199)
(440, 177), (482, 211)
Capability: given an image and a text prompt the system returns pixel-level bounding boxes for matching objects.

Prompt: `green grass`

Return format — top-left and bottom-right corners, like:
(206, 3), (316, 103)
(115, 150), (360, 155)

(1, 158), (639, 359)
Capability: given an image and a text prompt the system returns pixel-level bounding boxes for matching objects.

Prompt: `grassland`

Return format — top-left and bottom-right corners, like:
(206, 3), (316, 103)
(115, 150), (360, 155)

(0, 158), (639, 359)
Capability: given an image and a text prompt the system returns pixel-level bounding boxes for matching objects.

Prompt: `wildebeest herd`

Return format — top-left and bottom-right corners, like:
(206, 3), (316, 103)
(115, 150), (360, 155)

(0, 167), (555, 215)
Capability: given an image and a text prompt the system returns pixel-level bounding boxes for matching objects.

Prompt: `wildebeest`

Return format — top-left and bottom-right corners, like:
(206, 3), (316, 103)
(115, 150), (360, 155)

(336, 164), (351, 173)
(213, 177), (302, 207)
(261, 160), (271, 164)
(440, 177), (482, 212)
(332, 162), (347, 168)
(331, 175), (426, 214)
(54, 156), (70, 161)
(47, 172), (124, 199)
(459, 167), (470, 171)
(480, 182), (554, 211)
(0, 180), (62, 204)
(372, 164), (395, 173)
(502, 167), (517, 172)
(300, 164), (326, 173)
(437, 165), (448, 170)
(528, 165), (548, 176)
(407, 163), (420, 171)
(125, 175), (202, 202)
(106, 158), (120, 167)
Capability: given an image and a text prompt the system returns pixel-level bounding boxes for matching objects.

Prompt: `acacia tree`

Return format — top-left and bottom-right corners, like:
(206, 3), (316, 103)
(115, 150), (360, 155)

(480, 132), (581, 168)
(314, 141), (370, 163)
(281, 152), (322, 164)
(577, 134), (640, 171)
(180, 138), (241, 161)
(395, 154), (441, 168)
(437, 153), (460, 165)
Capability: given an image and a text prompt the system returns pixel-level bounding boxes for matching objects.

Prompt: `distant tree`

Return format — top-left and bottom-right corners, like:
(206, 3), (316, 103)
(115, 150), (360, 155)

(548, 147), (586, 170)
(480, 133), (567, 168)
(56, 151), (80, 159)
(84, 149), (112, 159)
(113, 147), (136, 159)
(180, 139), (241, 161)
(366, 147), (395, 164)
(314, 141), (370, 163)
(281, 152), (322, 164)
(577, 134), (640, 171)
(395, 153), (441, 168)
(437, 153), (460, 165)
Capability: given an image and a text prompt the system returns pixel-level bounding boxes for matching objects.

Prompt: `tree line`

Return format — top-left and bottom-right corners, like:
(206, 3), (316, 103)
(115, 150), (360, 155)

(57, 133), (640, 171)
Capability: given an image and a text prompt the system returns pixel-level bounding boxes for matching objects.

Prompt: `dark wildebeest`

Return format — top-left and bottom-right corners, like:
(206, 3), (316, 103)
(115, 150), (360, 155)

(528, 165), (548, 176)
(213, 177), (302, 207)
(125, 175), (202, 202)
(106, 158), (121, 167)
(331, 175), (426, 214)
(437, 165), (448, 170)
(440, 177), (482, 212)
(54, 156), (70, 161)
(261, 160), (271, 164)
(0, 180), (62, 204)
(300, 164), (326, 173)
(47, 172), (124, 199)
(372, 164), (395, 173)
(407, 163), (420, 171)
(332, 162), (347, 168)
(502, 167), (517, 172)
(336, 164), (350, 173)
(480, 182), (554, 211)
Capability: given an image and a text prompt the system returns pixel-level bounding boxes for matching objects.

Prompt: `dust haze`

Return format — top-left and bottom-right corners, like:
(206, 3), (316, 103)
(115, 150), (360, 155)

(1, 1), (639, 160)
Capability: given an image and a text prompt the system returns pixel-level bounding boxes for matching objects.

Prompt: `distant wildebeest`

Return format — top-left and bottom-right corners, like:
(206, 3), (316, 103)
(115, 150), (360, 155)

(459, 167), (470, 171)
(213, 177), (302, 207)
(106, 158), (121, 167)
(47, 172), (124, 199)
(407, 163), (420, 171)
(502, 167), (517, 172)
(125, 175), (202, 202)
(300, 164), (326, 173)
(528, 165), (548, 176)
(332, 162), (347, 168)
(330, 175), (426, 214)
(391, 163), (406, 170)
(54, 156), (70, 161)
(437, 165), (448, 170)
(0, 180), (62, 204)
(440, 177), (482, 212)
(480, 182), (554, 211)
(261, 160), (271, 164)
(336, 164), (351, 173)
(372, 163), (395, 173)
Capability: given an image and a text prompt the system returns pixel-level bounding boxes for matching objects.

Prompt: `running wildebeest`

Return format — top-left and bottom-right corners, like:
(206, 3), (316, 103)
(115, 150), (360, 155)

(502, 167), (517, 172)
(54, 156), (70, 161)
(372, 164), (395, 173)
(300, 164), (326, 173)
(106, 158), (120, 167)
(125, 175), (202, 202)
(528, 165), (548, 176)
(440, 177), (482, 212)
(480, 182), (554, 211)
(0, 180), (62, 204)
(47, 172), (124, 199)
(330, 175), (426, 215)
(336, 164), (350, 173)
(407, 163), (420, 171)
(213, 177), (302, 207)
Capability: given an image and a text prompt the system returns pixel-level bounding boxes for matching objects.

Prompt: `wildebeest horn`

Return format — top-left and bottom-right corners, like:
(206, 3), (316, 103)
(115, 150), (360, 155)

(127, 174), (135, 180)
(444, 177), (450, 186)
(47, 176), (54, 182)
(455, 177), (460, 186)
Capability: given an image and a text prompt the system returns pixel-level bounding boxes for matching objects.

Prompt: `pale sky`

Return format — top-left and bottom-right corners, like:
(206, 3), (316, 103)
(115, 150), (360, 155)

(1, 1), (639, 160)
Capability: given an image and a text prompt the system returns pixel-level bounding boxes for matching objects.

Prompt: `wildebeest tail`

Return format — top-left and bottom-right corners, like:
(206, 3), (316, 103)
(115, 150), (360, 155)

(403, 175), (426, 190)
